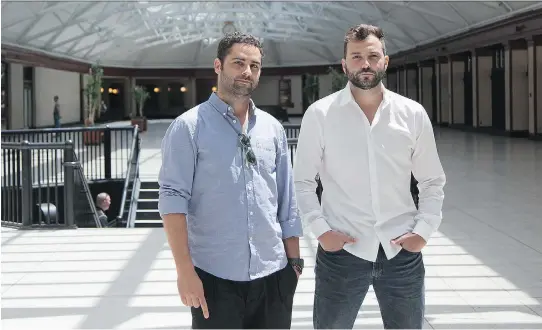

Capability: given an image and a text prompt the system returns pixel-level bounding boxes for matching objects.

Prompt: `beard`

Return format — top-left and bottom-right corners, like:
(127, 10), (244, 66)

(345, 66), (385, 90)
(219, 70), (258, 97)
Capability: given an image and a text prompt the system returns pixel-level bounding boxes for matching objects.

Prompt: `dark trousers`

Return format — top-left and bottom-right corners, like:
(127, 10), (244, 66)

(314, 244), (425, 329)
(192, 265), (298, 329)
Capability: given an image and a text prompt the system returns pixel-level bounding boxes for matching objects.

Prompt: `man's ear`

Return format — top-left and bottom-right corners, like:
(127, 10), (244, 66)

(341, 58), (347, 75)
(214, 58), (222, 75)
(384, 55), (389, 71)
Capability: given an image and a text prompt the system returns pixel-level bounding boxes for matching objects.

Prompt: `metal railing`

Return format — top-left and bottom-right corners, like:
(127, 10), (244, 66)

(116, 126), (141, 228)
(1, 125), (135, 182)
(1, 141), (74, 227)
(283, 124), (300, 139)
(72, 155), (102, 228)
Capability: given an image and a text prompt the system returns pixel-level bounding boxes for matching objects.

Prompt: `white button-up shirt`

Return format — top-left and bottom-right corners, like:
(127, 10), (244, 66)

(293, 83), (446, 261)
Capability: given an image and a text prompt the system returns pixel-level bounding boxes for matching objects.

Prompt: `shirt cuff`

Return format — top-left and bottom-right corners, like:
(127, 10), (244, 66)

(158, 195), (188, 217)
(310, 216), (332, 240)
(412, 219), (435, 243)
(280, 218), (304, 239)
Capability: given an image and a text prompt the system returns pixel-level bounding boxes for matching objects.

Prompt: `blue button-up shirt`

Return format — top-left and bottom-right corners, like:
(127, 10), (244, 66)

(158, 93), (303, 281)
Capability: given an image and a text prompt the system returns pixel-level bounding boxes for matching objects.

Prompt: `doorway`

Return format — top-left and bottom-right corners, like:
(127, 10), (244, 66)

(491, 47), (506, 131)
(463, 55), (473, 127)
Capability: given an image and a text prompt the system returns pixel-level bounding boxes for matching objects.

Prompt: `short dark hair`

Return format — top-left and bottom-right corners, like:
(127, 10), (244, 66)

(343, 24), (386, 58)
(216, 32), (264, 63)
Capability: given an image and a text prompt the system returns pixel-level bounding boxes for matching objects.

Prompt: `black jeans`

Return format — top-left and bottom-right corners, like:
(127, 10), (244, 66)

(191, 265), (298, 329)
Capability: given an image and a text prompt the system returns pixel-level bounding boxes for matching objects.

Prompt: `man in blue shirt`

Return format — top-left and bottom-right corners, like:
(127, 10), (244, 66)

(158, 32), (304, 329)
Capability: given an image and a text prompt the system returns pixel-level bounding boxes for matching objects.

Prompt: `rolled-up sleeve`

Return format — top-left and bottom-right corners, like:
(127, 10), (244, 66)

(158, 118), (196, 217)
(275, 127), (303, 239)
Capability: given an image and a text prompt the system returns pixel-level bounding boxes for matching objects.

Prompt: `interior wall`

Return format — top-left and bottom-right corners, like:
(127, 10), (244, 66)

(34, 67), (81, 127)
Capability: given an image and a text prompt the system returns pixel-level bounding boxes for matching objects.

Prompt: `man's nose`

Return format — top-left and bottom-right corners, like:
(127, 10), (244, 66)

(242, 65), (252, 77)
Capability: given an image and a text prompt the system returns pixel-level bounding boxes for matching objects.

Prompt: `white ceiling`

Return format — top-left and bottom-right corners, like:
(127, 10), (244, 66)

(2, 1), (542, 68)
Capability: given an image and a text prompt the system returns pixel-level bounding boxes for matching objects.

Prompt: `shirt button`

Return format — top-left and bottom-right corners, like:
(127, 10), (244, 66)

(250, 211), (253, 215)
(233, 120), (236, 123)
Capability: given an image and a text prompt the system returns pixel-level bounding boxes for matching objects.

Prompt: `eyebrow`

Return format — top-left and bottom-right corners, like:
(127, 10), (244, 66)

(350, 51), (380, 55)
(232, 57), (261, 65)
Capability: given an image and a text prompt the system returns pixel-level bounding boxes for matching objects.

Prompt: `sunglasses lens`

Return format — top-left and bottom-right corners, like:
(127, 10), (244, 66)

(247, 150), (256, 164)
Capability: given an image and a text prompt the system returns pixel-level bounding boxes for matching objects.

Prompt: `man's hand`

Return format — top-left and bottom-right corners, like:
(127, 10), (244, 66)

(293, 266), (301, 279)
(318, 230), (357, 252)
(391, 232), (427, 252)
(177, 268), (209, 319)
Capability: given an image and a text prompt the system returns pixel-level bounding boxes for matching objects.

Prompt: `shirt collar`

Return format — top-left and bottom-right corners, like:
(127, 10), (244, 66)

(337, 81), (391, 108)
(208, 92), (256, 117)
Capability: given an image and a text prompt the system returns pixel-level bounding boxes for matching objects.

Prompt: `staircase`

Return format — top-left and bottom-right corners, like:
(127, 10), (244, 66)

(134, 181), (163, 227)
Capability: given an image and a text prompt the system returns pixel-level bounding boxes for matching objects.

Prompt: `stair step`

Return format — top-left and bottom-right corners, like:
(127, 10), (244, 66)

(137, 200), (159, 210)
(136, 209), (161, 220)
(134, 220), (163, 228)
(140, 181), (159, 190)
(139, 190), (158, 199)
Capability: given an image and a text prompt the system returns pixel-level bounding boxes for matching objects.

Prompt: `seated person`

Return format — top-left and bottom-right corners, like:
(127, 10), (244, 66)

(96, 192), (111, 227)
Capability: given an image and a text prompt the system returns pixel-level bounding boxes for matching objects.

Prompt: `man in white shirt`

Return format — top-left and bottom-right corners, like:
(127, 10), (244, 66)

(293, 24), (446, 329)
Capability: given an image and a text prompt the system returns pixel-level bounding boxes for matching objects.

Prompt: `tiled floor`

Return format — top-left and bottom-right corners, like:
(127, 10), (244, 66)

(2, 122), (542, 329)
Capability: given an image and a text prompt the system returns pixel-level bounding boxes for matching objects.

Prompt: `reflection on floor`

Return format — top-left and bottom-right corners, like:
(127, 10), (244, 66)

(2, 122), (541, 329)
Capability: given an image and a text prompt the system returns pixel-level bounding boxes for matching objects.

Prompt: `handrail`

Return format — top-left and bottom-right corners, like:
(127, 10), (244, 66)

(2, 125), (134, 134)
(116, 125), (140, 227)
(70, 153), (102, 228)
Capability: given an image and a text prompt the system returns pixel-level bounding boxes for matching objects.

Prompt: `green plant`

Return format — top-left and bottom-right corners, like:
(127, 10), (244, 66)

(133, 85), (149, 118)
(84, 63), (103, 125)
(328, 67), (348, 92)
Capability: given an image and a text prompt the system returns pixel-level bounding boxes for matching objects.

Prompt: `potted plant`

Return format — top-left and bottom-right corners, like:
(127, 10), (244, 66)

(132, 85), (149, 132)
(329, 67), (349, 92)
(83, 63), (104, 144)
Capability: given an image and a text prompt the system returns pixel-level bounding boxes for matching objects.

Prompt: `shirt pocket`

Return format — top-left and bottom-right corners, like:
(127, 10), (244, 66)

(382, 122), (415, 156)
(251, 137), (277, 173)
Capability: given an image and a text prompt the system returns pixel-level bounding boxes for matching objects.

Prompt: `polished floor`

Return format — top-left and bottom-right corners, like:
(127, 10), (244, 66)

(1, 121), (542, 329)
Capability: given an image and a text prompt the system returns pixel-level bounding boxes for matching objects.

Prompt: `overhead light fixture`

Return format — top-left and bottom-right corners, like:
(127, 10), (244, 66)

(180, 86), (187, 92)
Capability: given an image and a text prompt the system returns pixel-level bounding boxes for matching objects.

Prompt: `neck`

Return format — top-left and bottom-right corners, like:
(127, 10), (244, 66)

(350, 83), (384, 109)
(216, 91), (250, 119)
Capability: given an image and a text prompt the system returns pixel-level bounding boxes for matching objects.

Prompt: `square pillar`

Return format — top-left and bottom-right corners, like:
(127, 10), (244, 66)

(504, 43), (511, 132)
(435, 57), (441, 124)
(448, 55), (453, 125)
(472, 49), (478, 128)
(527, 38), (536, 136)
(417, 62), (423, 103)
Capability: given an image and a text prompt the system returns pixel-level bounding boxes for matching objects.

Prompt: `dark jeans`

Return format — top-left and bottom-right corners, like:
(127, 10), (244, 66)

(192, 264), (298, 329)
(314, 244), (425, 329)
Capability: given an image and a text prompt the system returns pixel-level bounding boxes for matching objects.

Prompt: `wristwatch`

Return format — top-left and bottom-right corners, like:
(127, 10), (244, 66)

(288, 258), (304, 275)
